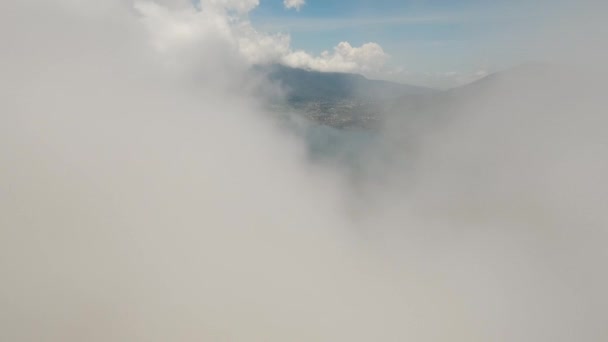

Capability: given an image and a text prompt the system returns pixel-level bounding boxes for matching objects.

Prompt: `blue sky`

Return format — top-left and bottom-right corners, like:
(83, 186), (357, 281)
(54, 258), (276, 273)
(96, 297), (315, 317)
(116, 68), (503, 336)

(249, 0), (562, 85)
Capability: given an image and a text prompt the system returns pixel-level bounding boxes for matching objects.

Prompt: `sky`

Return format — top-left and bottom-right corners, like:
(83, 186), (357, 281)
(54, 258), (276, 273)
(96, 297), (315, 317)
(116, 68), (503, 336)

(160, 0), (575, 88)
(247, 0), (564, 87)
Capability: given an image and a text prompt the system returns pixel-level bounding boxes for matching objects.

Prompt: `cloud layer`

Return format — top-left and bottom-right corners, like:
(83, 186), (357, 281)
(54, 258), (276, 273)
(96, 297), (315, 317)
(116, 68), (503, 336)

(1, 1), (607, 341)
(282, 41), (389, 74)
(135, 0), (388, 76)
(283, 0), (306, 11)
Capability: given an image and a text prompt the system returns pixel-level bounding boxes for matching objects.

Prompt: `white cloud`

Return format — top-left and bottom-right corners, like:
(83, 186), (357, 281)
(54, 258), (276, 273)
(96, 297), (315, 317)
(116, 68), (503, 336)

(283, 0), (305, 11)
(208, 0), (259, 13)
(282, 42), (389, 74)
(3, 2), (608, 341)
(135, 1), (390, 76)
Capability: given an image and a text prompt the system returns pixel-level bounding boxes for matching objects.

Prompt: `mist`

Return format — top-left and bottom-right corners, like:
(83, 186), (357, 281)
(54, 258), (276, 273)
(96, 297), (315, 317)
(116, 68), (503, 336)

(1, 1), (607, 341)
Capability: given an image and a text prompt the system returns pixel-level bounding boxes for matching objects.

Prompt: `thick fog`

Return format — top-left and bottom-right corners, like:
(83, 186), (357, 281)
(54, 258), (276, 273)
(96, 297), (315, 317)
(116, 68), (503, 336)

(1, 1), (607, 341)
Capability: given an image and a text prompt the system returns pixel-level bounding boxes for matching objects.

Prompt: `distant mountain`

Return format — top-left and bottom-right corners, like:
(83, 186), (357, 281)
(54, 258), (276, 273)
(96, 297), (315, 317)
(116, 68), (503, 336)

(258, 63), (578, 170)
(257, 63), (567, 129)
(260, 64), (436, 103)
(256, 64), (437, 128)
(380, 62), (574, 145)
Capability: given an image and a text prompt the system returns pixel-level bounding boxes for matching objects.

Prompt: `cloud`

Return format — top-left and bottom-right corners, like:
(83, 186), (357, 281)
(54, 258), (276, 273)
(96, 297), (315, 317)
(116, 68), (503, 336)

(208, 0), (259, 13)
(1, 1), (608, 341)
(134, 0), (290, 67)
(283, 0), (305, 11)
(134, 1), (389, 76)
(282, 41), (389, 74)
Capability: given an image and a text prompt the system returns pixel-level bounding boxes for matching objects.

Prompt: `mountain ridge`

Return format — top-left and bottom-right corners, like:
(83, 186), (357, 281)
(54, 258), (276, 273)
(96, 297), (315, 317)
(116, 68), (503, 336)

(258, 64), (437, 103)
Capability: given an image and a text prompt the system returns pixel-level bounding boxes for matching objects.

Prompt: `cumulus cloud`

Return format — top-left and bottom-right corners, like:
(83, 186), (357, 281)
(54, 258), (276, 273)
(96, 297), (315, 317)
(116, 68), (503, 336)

(282, 41), (389, 74)
(134, 0), (388, 76)
(134, 0), (291, 69)
(283, 0), (306, 11)
(202, 0), (260, 13)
